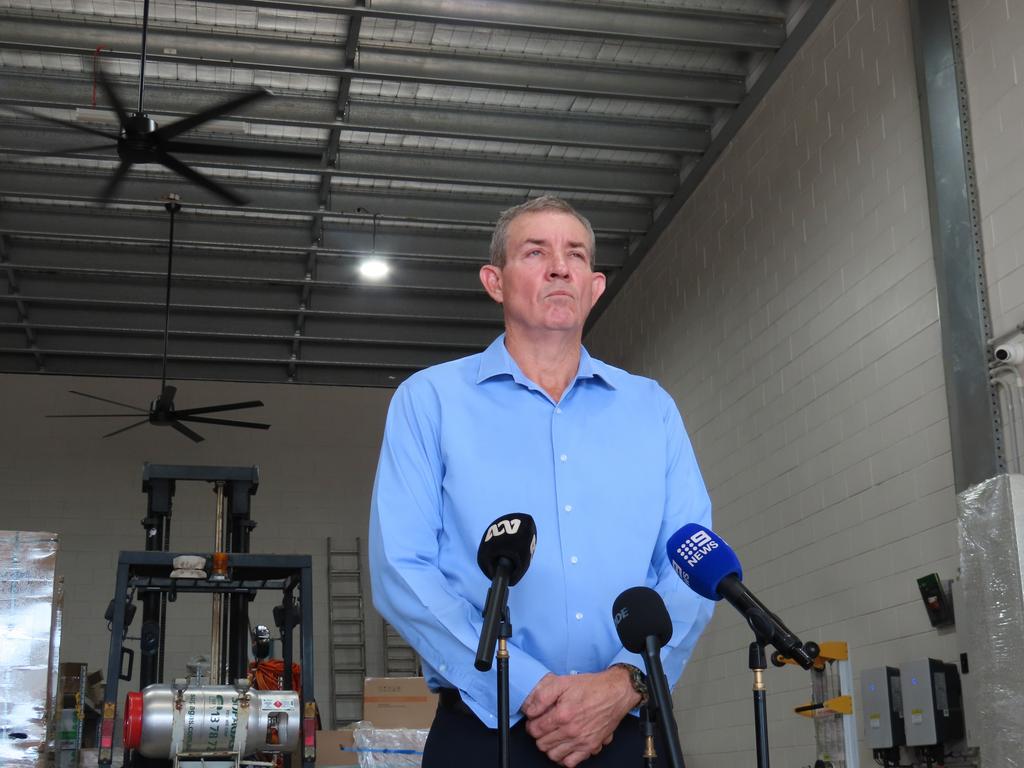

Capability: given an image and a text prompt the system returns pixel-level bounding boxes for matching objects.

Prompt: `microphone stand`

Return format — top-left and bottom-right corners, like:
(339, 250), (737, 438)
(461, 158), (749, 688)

(745, 609), (778, 768)
(749, 638), (770, 768)
(642, 636), (686, 768)
(639, 704), (657, 768)
(496, 607), (512, 768)
(475, 564), (513, 768)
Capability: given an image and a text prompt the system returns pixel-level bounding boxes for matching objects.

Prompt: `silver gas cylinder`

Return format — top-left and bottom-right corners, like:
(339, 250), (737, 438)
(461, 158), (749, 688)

(123, 683), (300, 758)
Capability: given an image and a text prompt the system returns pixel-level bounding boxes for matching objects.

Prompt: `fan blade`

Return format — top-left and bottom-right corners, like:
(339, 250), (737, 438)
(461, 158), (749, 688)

(6, 104), (120, 141)
(155, 152), (247, 206)
(68, 390), (148, 412)
(174, 400), (264, 416)
(170, 420), (205, 443)
(102, 419), (151, 438)
(46, 142), (118, 158)
(177, 415), (270, 430)
(98, 159), (133, 205)
(47, 413), (149, 418)
(155, 89), (271, 141)
(163, 140), (319, 160)
(95, 66), (131, 126)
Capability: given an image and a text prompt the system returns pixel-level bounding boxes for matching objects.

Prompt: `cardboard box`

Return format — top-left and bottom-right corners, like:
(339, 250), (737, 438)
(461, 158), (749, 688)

(316, 729), (358, 767)
(362, 677), (437, 729)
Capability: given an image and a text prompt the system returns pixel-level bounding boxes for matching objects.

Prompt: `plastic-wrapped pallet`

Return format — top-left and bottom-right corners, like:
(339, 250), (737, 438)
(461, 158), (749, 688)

(352, 721), (428, 768)
(0, 531), (60, 768)
(958, 474), (1024, 766)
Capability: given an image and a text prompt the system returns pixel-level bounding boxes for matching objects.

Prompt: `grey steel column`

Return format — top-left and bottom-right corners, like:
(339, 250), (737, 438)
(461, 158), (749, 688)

(909, 0), (1004, 491)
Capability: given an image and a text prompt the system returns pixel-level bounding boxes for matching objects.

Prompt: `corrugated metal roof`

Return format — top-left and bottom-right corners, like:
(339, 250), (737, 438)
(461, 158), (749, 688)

(0, 0), (834, 387)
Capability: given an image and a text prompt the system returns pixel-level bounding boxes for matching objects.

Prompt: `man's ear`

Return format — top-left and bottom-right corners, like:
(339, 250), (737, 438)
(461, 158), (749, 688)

(589, 271), (607, 308)
(480, 264), (504, 304)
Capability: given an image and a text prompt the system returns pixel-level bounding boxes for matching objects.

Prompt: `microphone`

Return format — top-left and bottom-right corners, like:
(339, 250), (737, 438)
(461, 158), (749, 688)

(666, 523), (817, 669)
(474, 513), (536, 671)
(612, 587), (685, 768)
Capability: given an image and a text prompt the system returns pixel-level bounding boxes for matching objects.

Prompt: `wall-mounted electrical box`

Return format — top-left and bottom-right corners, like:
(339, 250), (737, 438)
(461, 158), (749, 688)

(916, 573), (954, 627)
(861, 666), (905, 749)
(899, 658), (964, 747)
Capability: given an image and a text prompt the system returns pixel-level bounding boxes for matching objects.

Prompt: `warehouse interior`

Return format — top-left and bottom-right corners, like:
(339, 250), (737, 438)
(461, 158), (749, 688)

(2, 0), (1024, 766)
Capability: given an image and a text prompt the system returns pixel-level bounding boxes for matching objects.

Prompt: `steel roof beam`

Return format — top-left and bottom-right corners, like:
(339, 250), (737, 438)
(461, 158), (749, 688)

(0, 144), (678, 196)
(0, 227), (632, 269)
(1, 261), (496, 297)
(0, 35), (748, 106)
(0, 320), (485, 351)
(0, 292), (506, 326)
(0, 75), (712, 153)
(209, 0), (787, 49)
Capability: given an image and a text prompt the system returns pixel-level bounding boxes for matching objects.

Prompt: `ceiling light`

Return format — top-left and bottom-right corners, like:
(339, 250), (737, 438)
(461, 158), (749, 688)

(359, 259), (389, 279)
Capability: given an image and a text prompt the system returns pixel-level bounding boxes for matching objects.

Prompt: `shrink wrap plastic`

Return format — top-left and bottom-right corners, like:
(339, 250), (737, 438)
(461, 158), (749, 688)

(958, 474), (1024, 765)
(0, 531), (60, 768)
(352, 721), (428, 768)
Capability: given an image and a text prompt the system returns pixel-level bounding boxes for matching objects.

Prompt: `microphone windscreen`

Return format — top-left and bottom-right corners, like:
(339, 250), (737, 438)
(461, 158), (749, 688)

(612, 586), (672, 653)
(476, 513), (537, 586)
(666, 523), (742, 601)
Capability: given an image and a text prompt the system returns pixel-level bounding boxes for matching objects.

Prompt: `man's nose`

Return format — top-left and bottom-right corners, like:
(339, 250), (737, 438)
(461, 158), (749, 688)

(548, 251), (571, 276)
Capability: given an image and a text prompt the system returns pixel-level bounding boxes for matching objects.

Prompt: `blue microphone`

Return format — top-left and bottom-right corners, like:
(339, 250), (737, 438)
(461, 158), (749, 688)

(667, 523), (817, 670)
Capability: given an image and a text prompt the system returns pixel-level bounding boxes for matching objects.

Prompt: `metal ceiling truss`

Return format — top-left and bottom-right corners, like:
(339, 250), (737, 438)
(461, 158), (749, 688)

(0, 0), (831, 387)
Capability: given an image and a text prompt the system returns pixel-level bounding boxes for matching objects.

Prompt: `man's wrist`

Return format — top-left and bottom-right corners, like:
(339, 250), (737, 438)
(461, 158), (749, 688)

(609, 662), (648, 706)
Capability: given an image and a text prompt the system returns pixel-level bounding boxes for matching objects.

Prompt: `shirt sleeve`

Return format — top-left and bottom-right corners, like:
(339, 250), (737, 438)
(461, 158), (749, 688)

(368, 377), (552, 724)
(608, 386), (715, 686)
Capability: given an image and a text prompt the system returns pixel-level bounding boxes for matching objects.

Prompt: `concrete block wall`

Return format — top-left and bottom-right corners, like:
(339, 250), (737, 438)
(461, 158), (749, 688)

(960, 0), (1024, 472)
(0, 372), (392, 727)
(586, 1), (962, 764)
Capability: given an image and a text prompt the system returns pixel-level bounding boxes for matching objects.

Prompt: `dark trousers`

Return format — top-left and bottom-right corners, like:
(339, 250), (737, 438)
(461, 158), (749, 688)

(422, 691), (675, 768)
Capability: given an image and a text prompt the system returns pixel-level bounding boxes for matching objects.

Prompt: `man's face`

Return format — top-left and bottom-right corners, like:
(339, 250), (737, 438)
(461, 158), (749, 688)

(479, 210), (606, 336)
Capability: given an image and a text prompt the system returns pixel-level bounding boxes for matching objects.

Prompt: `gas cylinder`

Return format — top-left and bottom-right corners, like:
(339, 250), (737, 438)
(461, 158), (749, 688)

(123, 684), (300, 758)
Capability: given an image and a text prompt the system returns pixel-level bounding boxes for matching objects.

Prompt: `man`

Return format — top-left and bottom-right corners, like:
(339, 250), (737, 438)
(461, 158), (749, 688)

(368, 196), (713, 767)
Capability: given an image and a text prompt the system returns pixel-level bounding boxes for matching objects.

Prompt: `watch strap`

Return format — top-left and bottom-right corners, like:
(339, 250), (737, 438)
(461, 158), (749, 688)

(611, 662), (649, 706)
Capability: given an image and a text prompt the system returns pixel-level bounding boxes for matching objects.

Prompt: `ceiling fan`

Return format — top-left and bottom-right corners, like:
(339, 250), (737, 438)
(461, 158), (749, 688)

(11, 0), (315, 205)
(46, 196), (271, 443)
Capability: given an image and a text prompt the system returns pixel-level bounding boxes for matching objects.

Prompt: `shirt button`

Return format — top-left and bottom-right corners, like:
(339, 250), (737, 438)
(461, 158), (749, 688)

(570, 670), (578, 675)
(555, 408), (563, 414)
(575, 612), (583, 620)
(564, 504), (572, 512)
(560, 454), (568, 462)
(570, 556), (578, 564)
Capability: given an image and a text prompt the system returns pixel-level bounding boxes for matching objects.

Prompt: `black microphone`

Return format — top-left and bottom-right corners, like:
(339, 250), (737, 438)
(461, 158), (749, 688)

(612, 587), (685, 768)
(474, 513), (536, 671)
(666, 523), (818, 669)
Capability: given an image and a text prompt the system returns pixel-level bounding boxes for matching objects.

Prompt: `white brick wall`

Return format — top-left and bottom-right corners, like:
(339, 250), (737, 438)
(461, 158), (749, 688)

(0, 372), (392, 727)
(587, 1), (964, 765)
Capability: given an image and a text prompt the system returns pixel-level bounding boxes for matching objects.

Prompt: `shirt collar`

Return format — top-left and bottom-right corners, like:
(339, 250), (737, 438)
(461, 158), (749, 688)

(476, 333), (616, 390)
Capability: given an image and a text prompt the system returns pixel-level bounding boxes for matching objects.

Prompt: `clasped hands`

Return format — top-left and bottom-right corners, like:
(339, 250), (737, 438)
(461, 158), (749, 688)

(521, 666), (641, 768)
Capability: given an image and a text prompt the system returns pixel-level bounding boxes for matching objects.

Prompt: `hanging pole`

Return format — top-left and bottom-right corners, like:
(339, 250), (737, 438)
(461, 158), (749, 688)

(138, 0), (151, 113)
(160, 194), (181, 392)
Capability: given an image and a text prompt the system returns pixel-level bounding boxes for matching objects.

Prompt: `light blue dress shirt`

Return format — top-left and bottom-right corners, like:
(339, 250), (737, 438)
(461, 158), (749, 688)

(369, 334), (713, 728)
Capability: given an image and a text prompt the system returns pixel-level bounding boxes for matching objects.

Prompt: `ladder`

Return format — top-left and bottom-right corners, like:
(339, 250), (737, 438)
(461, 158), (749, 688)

(383, 620), (421, 677)
(326, 537), (366, 727)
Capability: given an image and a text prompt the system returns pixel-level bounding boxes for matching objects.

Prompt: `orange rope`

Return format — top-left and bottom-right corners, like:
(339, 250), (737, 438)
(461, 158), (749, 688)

(248, 660), (302, 697)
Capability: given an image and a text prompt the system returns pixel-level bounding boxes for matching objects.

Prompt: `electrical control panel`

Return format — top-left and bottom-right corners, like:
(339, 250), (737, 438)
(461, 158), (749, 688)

(916, 573), (954, 627)
(899, 658), (964, 747)
(861, 666), (905, 749)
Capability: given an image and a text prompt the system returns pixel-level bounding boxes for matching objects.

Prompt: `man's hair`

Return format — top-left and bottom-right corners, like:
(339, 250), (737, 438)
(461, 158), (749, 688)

(489, 195), (597, 268)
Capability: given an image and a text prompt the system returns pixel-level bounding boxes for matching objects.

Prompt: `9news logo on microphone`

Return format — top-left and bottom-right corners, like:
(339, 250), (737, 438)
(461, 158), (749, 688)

(671, 528), (719, 584)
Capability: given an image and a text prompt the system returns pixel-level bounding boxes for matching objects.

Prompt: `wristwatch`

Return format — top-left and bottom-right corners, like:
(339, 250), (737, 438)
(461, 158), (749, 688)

(611, 662), (649, 706)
